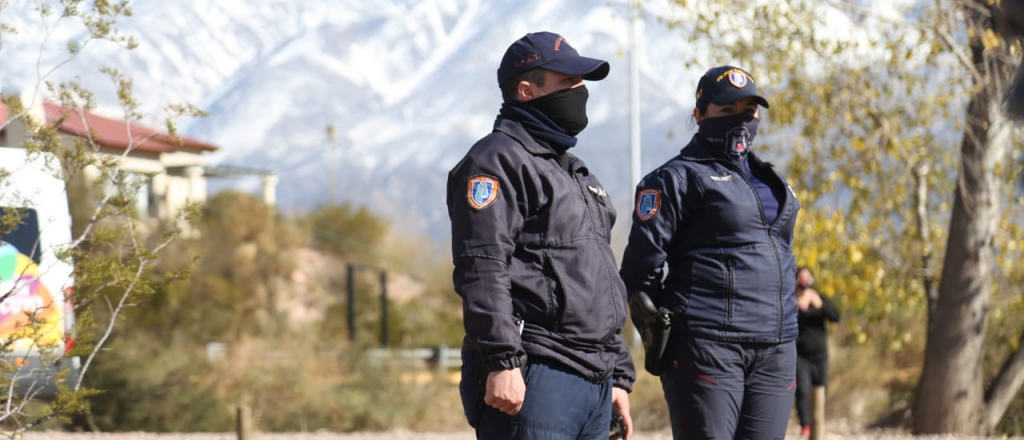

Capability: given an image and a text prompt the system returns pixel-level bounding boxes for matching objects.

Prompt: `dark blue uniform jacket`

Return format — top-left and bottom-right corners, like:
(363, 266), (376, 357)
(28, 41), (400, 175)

(447, 117), (636, 391)
(620, 136), (801, 344)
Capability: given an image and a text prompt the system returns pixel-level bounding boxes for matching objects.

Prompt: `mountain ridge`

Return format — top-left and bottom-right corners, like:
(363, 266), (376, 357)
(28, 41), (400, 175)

(0, 0), (873, 240)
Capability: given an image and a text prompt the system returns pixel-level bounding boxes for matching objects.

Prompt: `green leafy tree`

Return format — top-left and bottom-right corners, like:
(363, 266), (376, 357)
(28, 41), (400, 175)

(655, 0), (1024, 433)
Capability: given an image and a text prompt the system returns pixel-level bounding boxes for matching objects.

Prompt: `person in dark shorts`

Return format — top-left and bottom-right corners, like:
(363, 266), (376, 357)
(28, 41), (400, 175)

(794, 267), (840, 439)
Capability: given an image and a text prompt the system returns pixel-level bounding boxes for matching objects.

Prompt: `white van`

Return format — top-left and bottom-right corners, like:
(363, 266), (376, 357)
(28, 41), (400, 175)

(0, 146), (79, 397)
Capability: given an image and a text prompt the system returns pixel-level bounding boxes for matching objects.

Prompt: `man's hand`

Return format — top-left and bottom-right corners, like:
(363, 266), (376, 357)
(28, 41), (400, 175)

(612, 387), (633, 440)
(485, 368), (526, 415)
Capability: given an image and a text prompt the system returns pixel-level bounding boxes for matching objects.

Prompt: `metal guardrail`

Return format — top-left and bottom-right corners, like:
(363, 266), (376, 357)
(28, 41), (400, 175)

(365, 345), (462, 373)
(205, 342), (463, 375)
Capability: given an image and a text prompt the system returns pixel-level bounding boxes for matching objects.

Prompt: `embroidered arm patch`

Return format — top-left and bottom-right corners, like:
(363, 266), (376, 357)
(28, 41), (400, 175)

(467, 175), (500, 210)
(636, 189), (661, 221)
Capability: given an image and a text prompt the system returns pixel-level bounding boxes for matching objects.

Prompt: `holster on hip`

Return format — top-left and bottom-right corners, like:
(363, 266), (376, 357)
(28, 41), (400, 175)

(629, 291), (674, 376)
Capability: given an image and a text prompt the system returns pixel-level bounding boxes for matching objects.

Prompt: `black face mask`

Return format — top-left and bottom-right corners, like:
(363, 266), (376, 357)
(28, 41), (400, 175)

(697, 112), (759, 159)
(528, 85), (589, 136)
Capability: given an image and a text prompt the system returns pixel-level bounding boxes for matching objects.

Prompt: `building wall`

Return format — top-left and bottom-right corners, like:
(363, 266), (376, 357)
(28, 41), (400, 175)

(2, 101), (212, 223)
(161, 167), (207, 220)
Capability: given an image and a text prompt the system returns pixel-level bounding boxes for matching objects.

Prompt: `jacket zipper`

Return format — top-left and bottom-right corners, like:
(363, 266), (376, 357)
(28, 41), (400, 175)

(730, 162), (786, 343)
(727, 258), (735, 321)
(569, 162), (620, 363)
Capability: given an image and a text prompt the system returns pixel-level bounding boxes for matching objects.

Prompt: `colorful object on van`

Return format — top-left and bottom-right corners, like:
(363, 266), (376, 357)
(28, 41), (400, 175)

(0, 242), (61, 347)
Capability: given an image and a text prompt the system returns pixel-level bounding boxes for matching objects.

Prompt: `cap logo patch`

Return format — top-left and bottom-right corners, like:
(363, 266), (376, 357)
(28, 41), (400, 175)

(727, 72), (748, 88)
(636, 189), (661, 221)
(554, 37), (563, 51)
(716, 69), (753, 88)
(467, 175), (500, 210)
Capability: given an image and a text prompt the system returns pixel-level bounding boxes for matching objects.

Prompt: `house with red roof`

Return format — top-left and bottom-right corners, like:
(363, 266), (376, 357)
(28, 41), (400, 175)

(0, 91), (277, 221)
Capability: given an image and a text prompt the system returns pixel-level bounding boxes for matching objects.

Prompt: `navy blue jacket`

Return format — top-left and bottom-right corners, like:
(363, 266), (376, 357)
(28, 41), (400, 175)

(620, 136), (801, 344)
(447, 117), (636, 391)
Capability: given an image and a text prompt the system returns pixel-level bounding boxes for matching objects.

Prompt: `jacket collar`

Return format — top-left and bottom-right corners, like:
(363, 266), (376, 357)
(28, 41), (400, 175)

(494, 117), (558, 157)
(493, 117), (590, 174)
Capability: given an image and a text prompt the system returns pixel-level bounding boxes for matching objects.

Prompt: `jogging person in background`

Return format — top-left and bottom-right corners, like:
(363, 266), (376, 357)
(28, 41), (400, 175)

(620, 65), (801, 439)
(794, 267), (840, 440)
(447, 31), (635, 439)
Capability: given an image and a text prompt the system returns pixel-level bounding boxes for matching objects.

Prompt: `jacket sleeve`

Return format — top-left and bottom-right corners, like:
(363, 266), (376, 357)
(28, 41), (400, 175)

(610, 328), (636, 392)
(819, 294), (841, 323)
(619, 166), (693, 312)
(802, 293), (840, 323)
(447, 144), (528, 372)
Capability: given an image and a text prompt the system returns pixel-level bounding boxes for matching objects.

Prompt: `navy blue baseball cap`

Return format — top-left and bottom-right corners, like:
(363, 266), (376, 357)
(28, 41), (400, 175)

(497, 32), (610, 86)
(695, 65), (770, 109)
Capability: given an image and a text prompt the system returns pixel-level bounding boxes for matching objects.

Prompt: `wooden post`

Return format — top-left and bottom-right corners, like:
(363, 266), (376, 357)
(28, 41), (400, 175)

(810, 385), (825, 440)
(236, 403), (253, 440)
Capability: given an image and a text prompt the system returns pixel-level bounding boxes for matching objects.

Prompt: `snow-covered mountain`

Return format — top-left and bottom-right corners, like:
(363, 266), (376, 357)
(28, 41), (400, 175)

(0, 0), (868, 240)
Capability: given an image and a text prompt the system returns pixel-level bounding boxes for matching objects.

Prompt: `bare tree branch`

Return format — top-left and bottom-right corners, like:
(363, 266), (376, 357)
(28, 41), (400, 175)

(984, 329), (1024, 430)
(73, 225), (179, 394)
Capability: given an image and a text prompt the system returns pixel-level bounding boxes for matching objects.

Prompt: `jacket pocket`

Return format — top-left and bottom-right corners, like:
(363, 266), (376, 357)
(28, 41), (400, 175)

(544, 251), (567, 328)
(545, 241), (615, 343)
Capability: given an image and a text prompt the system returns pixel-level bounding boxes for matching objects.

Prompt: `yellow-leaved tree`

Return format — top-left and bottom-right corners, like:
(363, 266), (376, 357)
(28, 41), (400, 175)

(654, 0), (1024, 434)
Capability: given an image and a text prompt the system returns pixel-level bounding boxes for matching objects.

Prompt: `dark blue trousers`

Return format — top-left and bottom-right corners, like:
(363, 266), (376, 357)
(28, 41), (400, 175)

(660, 337), (796, 440)
(461, 355), (612, 440)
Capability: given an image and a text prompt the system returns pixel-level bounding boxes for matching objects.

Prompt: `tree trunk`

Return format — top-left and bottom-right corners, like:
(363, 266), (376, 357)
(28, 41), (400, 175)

(911, 62), (1009, 435)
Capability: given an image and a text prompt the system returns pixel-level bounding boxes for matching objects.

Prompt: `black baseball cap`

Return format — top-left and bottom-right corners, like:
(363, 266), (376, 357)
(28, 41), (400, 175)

(695, 65), (770, 109)
(497, 32), (610, 86)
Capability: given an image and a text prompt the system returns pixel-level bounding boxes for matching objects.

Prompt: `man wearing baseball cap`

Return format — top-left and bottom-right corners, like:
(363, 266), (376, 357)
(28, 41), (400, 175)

(447, 32), (635, 439)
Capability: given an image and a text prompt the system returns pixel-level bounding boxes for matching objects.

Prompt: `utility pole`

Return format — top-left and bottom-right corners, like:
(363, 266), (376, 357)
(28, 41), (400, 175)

(629, 1), (642, 190)
(327, 124), (338, 205)
(629, 1), (644, 350)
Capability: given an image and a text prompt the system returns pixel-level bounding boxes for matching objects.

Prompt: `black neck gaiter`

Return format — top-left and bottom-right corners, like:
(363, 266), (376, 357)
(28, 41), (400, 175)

(499, 101), (578, 155)
(527, 85), (590, 136)
(697, 112), (759, 160)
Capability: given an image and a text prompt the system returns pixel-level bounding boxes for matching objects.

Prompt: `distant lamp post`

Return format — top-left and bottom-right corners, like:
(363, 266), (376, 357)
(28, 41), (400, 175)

(327, 124), (338, 205)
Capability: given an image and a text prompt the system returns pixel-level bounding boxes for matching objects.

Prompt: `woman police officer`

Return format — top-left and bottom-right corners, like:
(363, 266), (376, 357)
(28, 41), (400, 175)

(620, 65), (800, 439)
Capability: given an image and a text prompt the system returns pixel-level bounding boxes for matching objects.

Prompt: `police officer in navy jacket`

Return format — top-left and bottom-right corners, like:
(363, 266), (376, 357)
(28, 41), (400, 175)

(620, 65), (801, 439)
(447, 31), (635, 439)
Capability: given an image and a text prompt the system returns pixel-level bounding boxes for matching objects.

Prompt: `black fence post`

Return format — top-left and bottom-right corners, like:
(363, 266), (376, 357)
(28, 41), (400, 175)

(347, 263), (356, 342)
(380, 270), (388, 347)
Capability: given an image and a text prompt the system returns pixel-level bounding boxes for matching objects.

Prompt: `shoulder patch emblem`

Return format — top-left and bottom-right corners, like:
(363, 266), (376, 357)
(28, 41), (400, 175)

(636, 189), (661, 221)
(467, 175), (500, 210)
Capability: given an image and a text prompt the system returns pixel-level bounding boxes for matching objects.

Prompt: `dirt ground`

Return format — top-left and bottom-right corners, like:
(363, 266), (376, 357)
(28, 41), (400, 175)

(19, 421), (1023, 440)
